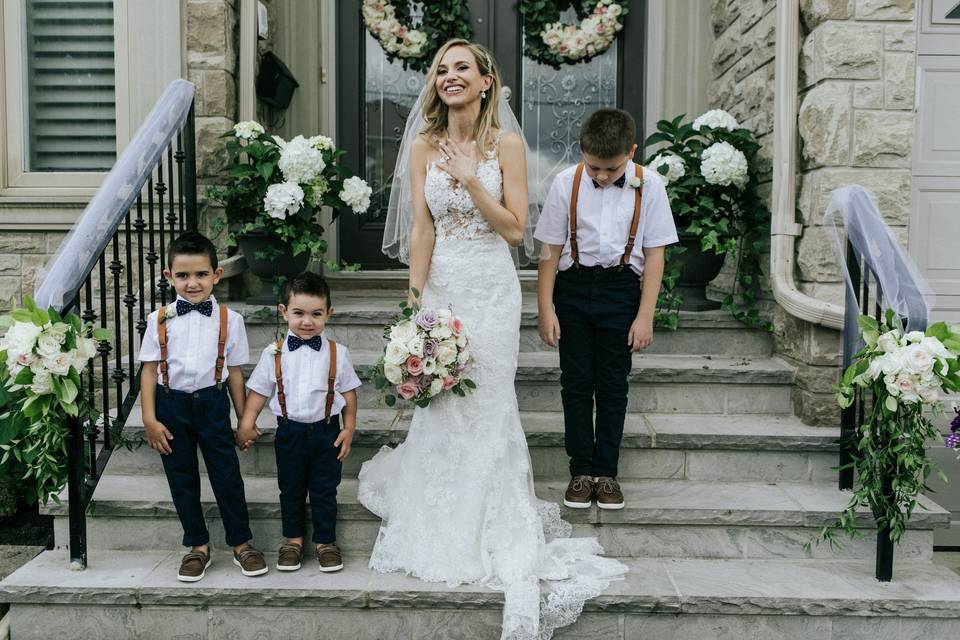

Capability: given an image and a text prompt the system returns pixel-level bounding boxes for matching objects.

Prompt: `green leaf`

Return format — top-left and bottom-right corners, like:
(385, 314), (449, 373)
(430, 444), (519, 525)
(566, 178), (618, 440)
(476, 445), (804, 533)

(10, 309), (32, 323)
(926, 322), (950, 341)
(384, 395), (396, 407)
(61, 378), (78, 405)
(857, 315), (879, 334)
(885, 396), (898, 412)
(92, 328), (112, 341)
(13, 368), (33, 385)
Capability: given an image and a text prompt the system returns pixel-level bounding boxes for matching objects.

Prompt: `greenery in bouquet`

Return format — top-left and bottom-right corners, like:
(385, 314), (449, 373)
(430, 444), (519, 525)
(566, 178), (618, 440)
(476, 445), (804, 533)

(811, 312), (960, 549)
(207, 121), (372, 263)
(370, 289), (476, 409)
(643, 109), (771, 329)
(0, 296), (110, 506)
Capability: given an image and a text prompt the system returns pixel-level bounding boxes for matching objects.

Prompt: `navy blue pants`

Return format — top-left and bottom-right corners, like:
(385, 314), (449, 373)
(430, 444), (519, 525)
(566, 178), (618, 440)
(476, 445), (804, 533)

(155, 385), (253, 547)
(274, 415), (342, 544)
(554, 266), (641, 478)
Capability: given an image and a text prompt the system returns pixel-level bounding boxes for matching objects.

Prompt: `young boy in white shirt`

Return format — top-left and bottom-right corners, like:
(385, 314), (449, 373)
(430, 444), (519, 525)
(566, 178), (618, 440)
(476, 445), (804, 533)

(535, 108), (678, 511)
(238, 272), (361, 573)
(139, 231), (267, 582)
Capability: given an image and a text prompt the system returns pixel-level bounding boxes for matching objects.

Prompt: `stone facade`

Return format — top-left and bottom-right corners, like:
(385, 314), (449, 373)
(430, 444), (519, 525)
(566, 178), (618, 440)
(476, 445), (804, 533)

(710, 0), (918, 424)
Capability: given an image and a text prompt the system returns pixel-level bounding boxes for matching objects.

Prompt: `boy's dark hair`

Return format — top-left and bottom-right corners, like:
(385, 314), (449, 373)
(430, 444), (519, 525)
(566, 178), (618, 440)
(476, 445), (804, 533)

(167, 231), (218, 270)
(282, 271), (332, 307)
(579, 108), (637, 158)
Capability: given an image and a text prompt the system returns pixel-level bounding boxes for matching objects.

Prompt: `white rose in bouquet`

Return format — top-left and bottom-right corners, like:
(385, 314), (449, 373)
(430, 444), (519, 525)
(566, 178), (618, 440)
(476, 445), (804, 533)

(384, 363), (404, 385)
(457, 348), (471, 365)
(2, 321), (42, 356)
(278, 135), (326, 184)
(692, 109), (740, 132)
(384, 339), (408, 365)
(35, 333), (63, 360)
(428, 377), (444, 397)
(340, 176), (372, 214)
(648, 153), (686, 185)
(263, 182), (304, 219)
(390, 320), (417, 344)
(436, 343), (457, 367)
(430, 325), (453, 340)
(700, 141), (749, 189)
(902, 344), (935, 376)
(877, 352), (905, 376)
(904, 331), (925, 343)
(919, 336), (953, 360)
(43, 353), (73, 376)
(877, 330), (902, 354)
(406, 336), (425, 358)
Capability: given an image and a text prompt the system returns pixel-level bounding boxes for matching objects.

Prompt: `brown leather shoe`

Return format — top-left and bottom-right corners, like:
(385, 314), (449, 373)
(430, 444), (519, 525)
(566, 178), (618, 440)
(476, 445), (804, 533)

(595, 476), (625, 510)
(177, 549), (210, 582)
(233, 544), (269, 577)
(563, 475), (594, 509)
(277, 542), (302, 571)
(316, 543), (343, 573)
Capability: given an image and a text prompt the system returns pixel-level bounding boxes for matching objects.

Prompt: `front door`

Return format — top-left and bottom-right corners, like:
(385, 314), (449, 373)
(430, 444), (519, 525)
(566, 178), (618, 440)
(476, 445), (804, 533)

(336, 1), (646, 268)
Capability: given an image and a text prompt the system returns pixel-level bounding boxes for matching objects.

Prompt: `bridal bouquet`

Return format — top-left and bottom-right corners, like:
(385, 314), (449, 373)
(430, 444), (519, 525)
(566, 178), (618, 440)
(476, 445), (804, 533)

(370, 289), (475, 408)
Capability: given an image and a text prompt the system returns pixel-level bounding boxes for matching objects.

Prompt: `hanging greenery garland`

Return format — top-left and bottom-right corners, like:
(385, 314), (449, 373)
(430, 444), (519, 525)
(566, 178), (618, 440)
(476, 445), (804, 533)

(361, 0), (473, 73)
(520, 0), (628, 69)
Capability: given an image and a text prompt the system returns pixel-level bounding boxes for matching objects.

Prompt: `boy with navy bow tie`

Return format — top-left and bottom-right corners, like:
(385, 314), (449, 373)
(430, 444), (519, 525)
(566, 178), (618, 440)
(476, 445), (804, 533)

(535, 109), (678, 511)
(238, 272), (361, 573)
(139, 232), (267, 582)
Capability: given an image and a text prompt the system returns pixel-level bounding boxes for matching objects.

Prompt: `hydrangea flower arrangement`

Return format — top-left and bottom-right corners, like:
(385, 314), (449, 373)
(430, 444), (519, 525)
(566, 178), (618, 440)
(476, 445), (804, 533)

(208, 122), (372, 262)
(642, 108), (770, 328)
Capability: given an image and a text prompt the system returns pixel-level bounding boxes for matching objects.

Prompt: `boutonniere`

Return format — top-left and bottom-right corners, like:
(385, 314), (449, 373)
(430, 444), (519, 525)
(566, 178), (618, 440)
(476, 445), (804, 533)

(162, 306), (178, 321)
(273, 339), (283, 356)
(627, 175), (643, 189)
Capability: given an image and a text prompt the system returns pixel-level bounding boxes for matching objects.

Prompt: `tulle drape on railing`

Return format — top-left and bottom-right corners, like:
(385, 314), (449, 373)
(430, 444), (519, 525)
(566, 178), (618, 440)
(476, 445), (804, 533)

(34, 80), (196, 311)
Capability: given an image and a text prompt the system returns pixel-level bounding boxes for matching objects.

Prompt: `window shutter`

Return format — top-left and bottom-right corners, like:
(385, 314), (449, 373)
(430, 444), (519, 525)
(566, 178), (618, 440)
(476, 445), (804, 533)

(23, 0), (117, 172)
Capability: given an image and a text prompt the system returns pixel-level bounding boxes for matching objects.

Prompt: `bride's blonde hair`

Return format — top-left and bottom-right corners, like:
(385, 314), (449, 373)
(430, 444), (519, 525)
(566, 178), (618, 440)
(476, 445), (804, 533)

(421, 39), (502, 156)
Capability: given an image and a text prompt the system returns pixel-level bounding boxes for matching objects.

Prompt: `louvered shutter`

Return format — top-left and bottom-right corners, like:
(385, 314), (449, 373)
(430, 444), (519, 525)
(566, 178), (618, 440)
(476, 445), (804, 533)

(23, 0), (117, 172)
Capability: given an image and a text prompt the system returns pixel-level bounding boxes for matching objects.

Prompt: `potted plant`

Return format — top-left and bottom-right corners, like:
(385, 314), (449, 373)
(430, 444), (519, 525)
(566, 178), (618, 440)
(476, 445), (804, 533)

(643, 109), (769, 327)
(208, 121), (372, 302)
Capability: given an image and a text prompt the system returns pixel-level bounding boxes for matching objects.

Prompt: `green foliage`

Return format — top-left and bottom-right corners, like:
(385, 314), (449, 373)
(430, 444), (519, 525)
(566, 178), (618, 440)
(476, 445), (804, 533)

(643, 114), (771, 331)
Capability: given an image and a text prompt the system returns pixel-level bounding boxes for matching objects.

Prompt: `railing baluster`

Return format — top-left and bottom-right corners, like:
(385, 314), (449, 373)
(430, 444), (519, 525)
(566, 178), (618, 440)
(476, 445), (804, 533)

(183, 103), (198, 231)
(156, 163), (169, 304)
(111, 232), (125, 433)
(97, 255), (112, 456)
(167, 145), (178, 244)
(176, 131), (186, 229)
(146, 178), (158, 310)
(67, 284), (87, 568)
(82, 276), (97, 475)
(135, 196), (147, 342)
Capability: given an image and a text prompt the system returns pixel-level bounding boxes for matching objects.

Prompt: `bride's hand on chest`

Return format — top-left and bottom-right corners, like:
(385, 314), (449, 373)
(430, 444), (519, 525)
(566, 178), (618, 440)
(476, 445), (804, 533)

(435, 139), (479, 185)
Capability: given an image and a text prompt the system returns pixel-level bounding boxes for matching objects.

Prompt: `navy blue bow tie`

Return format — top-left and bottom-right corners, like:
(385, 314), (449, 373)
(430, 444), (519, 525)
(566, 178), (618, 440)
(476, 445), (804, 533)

(593, 174), (626, 189)
(176, 299), (213, 317)
(287, 334), (323, 352)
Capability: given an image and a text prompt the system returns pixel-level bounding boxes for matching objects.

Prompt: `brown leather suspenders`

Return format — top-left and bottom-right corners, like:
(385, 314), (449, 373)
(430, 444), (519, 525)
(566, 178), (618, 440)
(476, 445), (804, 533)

(274, 339), (338, 422)
(568, 163), (645, 268)
(156, 304), (228, 392)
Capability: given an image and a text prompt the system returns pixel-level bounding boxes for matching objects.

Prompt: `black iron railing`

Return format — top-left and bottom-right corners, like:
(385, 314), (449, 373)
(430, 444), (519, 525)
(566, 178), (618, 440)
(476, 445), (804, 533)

(38, 82), (198, 569)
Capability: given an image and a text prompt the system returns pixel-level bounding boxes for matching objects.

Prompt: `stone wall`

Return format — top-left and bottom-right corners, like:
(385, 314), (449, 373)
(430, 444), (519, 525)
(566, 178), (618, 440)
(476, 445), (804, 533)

(709, 0), (918, 424)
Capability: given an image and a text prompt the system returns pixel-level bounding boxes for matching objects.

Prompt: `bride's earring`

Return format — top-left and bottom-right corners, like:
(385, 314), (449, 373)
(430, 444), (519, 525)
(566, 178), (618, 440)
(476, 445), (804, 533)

(481, 90), (487, 100)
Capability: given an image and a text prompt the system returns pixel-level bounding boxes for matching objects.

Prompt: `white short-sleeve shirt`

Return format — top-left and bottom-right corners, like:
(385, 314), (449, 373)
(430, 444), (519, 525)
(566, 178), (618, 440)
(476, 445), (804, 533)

(246, 332), (362, 422)
(533, 161), (679, 274)
(137, 295), (249, 393)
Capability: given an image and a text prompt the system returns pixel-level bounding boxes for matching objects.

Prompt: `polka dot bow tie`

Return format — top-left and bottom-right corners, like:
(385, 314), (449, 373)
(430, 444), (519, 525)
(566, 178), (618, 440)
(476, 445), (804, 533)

(287, 334), (323, 352)
(175, 299), (213, 317)
(593, 174), (626, 189)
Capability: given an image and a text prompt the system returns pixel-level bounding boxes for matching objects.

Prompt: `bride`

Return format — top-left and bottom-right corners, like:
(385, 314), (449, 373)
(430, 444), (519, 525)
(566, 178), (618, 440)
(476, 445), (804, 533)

(358, 39), (626, 640)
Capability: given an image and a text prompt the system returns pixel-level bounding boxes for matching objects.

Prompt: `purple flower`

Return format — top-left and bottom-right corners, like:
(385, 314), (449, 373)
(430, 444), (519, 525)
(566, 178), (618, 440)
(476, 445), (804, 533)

(951, 406), (960, 433)
(423, 339), (439, 358)
(415, 309), (439, 331)
(946, 433), (960, 450)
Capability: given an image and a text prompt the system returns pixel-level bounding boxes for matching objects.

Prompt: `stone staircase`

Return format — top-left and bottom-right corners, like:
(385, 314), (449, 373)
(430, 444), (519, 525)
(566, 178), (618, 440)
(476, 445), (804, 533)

(4, 285), (960, 639)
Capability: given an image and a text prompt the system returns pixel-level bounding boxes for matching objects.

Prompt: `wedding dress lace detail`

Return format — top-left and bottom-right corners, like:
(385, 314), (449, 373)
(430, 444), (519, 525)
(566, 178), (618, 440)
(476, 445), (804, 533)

(358, 138), (627, 640)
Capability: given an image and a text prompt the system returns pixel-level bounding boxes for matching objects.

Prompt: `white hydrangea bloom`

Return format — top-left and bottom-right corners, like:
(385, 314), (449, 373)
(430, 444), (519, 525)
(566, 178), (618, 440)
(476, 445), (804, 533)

(700, 142), (749, 189)
(692, 109), (740, 132)
(278, 135), (326, 184)
(340, 176), (372, 213)
(309, 135), (335, 151)
(233, 121), (265, 140)
(263, 182), (304, 219)
(1, 321), (42, 357)
(647, 153), (686, 185)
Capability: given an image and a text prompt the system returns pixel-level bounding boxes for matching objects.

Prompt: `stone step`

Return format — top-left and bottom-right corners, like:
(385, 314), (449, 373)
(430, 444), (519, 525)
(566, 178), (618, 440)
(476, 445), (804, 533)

(46, 474), (948, 561)
(5, 550), (960, 639)
(113, 408), (838, 483)
(235, 297), (774, 356)
(295, 351), (796, 414)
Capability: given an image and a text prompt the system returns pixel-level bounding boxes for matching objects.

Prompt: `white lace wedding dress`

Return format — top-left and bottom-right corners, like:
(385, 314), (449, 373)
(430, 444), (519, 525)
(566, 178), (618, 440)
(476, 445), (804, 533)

(358, 135), (627, 640)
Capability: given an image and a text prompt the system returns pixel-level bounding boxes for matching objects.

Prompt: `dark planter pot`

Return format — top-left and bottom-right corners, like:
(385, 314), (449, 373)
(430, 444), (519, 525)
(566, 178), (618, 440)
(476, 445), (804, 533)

(674, 232), (728, 311)
(237, 231), (310, 304)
